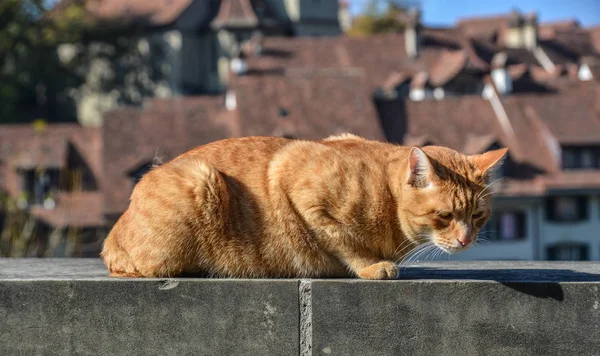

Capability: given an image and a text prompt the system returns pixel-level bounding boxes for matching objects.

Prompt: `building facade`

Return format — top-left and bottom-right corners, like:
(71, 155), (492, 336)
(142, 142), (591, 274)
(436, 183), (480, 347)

(3, 4), (600, 260)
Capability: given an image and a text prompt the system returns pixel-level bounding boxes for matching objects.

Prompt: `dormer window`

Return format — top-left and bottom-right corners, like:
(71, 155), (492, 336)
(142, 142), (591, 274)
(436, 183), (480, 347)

(561, 146), (600, 170)
(66, 143), (98, 192)
(581, 149), (594, 169)
(20, 168), (60, 207)
(562, 148), (577, 169)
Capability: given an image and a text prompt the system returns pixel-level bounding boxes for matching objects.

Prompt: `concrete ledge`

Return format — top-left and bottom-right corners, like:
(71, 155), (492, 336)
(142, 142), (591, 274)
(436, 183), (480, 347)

(1, 259), (600, 356)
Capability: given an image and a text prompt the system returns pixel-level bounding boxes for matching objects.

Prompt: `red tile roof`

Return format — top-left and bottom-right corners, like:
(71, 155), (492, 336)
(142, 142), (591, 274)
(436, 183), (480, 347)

(233, 69), (384, 140)
(541, 171), (600, 191)
(456, 14), (511, 40)
(247, 34), (412, 92)
(539, 19), (581, 39)
(428, 50), (468, 87)
(211, 0), (258, 28)
(247, 30), (489, 94)
(511, 81), (600, 144)
(402, 96), (507, 152)
(50, 0), (193, 27)
(38, 9), (600, 211)
(102, 96), (236, 215)
(101, 65), (388, 214)
(31, 192), (105, 228)
(391, 77), (600, 194)
(589, 27), (600, 53)
(0, 124), (104, 227)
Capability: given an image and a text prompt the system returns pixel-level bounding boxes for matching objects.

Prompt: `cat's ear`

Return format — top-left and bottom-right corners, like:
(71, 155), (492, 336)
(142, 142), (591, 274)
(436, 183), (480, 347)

(470, 148), (508, 176)
(407, 147), (432, 188)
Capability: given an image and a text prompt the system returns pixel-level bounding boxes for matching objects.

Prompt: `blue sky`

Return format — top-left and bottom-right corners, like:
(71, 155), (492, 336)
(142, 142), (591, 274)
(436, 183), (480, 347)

(349, 0), (600, 27)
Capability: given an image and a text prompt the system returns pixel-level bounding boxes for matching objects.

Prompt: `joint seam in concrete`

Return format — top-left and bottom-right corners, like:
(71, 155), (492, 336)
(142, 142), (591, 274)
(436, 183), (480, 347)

(299, 279), (312, 356)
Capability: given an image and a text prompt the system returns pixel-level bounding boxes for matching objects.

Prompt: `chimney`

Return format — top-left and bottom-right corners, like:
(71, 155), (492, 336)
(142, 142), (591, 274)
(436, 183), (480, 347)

(409, 71), (428, 101)
(505, 10), (538, 49)
(338, 0), (352, 33)
(578, 63), (594, 81)
(491, 52), (512, 95)
(505, 10), (523, 48)
(523, 12), (538, 50)
(225, 90), (237, 111)
(405, 8), (421, 59)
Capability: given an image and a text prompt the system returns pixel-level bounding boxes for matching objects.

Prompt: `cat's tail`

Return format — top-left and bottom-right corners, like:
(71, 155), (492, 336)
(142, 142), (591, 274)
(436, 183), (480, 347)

(101, 212), (140, 277)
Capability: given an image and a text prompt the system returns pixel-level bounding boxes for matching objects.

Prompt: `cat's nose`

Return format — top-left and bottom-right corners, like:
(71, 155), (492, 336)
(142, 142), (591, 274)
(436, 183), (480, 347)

(457, 235), (472, 247)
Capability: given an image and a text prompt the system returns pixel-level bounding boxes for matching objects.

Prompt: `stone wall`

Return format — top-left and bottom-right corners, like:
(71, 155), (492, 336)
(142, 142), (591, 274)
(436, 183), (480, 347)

(1, 259), (599, 355)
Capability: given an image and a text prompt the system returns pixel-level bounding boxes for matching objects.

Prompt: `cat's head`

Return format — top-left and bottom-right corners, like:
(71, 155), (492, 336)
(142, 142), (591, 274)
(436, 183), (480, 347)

(399, 145), (508, 254)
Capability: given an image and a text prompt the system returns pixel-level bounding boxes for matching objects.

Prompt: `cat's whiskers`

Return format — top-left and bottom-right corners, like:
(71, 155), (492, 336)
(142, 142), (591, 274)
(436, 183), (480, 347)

(392, 239), (417, 258)
(397, 242), (430, 268)
(423, 241), (445, 263)
(393, 235), (431, 263)
(478, 191), (497, 200)
(423, 246), (439, 263)
(398, 242), (436, 270)
(476, 235), (491, 245)
(476, 230), (499, 244)
(433, 247), (446, 261)
(408, 245), (430, 263)
(417, 244), (440, 264)
(476, 177), (504, 200)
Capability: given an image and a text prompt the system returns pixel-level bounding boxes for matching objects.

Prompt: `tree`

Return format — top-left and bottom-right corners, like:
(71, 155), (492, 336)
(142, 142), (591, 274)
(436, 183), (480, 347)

(0, 0), (91, 123)
(347, 0), (415, 37)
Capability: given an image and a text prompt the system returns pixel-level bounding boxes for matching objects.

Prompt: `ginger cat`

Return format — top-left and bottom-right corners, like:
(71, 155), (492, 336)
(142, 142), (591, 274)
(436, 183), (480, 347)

(101, 134), (507, 279)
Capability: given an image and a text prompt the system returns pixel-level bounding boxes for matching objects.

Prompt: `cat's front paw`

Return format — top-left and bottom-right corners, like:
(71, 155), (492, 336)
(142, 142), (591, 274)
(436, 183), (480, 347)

(357, 261), (399, 280)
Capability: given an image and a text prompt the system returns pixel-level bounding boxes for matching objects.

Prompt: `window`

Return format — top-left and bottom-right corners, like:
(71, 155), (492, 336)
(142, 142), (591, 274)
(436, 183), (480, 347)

(67, 144), (98, 191)
(556, 197), (577, 220)
(561, 148), (577, 169)
(581, 149), (594, 169)
(445, 73), (484, 96)
(546, 196), (588, 222)
(561, 146), (600, 170)
(483, 211), (527, 241)
(547, 243), (589, 261)
(20, 168), (60, 206)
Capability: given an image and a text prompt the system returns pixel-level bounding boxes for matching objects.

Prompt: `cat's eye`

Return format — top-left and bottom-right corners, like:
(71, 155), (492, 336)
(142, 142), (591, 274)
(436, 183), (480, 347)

(472, 211), (484, 219)
(438, 212), (453, 220)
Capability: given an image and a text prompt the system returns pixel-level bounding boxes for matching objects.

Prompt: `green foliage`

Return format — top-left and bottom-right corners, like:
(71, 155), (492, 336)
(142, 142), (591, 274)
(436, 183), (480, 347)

(0, 0), (92, 123)
(347, 1), (409, 37)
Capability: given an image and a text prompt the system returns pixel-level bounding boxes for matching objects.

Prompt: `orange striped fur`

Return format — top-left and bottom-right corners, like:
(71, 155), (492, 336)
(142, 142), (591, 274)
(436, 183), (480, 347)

(101, 135), (507, 279)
